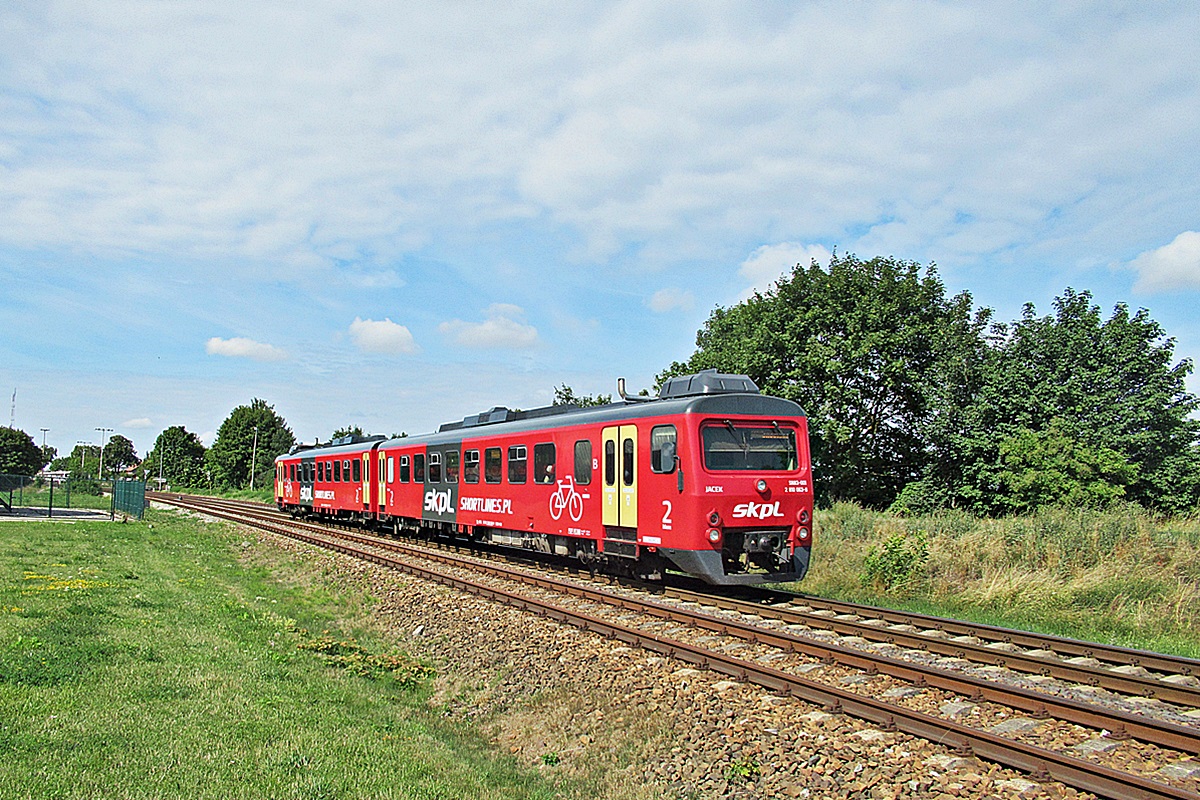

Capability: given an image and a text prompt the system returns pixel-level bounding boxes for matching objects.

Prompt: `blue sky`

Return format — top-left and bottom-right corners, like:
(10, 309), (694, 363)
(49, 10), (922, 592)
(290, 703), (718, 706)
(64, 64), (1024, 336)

(2, 2), (1198, 461)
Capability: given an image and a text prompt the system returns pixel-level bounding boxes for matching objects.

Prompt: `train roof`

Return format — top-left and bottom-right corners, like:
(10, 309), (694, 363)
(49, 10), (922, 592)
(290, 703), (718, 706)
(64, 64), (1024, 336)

(276, 370), (805, 460)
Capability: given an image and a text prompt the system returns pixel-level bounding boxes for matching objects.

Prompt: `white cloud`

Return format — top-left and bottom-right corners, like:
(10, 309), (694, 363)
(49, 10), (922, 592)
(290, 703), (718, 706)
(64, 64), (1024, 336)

(122, 417), (152, 429)
(1129, 232), (1200, 293)
(738, 243), (831, 300)
(648, 287), (695, 313)
(348, 317), (419, 354)
(440, 304), (539, 349)
(205, 336), (288, 362)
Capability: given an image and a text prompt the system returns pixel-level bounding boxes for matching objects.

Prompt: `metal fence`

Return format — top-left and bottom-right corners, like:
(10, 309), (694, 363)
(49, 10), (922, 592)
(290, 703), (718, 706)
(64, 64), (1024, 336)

(113, 479), (147, 519)
(0, 474), (34, 511)
(0, 474), (115, 517)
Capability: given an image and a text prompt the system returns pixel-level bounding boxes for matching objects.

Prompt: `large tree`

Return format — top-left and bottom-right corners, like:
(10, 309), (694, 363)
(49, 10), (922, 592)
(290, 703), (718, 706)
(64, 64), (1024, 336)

(102, 434), (138, 477)
(207, 399), (295, 489)
(948, 289), (1200, 514)
(659, 253), (989, 508)
(143, 426), (208, 488)
(0, 427), (46, 476)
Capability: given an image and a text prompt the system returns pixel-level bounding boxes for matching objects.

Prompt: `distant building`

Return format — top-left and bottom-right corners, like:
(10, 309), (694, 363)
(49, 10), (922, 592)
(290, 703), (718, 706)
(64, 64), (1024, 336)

(39, 469), (71, 486)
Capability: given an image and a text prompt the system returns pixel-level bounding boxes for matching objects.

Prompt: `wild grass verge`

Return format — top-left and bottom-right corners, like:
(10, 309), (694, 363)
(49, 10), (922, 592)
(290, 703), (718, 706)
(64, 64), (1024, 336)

(801, 502), (1200, 659)
(0, 512), (560, 800)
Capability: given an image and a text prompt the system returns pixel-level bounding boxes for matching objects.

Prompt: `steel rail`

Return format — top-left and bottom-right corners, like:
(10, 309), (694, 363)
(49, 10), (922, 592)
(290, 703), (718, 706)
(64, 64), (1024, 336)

(771, 592), (1200, 679)
(658, 587), (1200, 709)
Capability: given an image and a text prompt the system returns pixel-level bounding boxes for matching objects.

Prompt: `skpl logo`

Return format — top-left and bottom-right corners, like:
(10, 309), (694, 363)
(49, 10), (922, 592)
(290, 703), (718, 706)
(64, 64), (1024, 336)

(424, 489), (453, 515)
(731, 501), (783, 520)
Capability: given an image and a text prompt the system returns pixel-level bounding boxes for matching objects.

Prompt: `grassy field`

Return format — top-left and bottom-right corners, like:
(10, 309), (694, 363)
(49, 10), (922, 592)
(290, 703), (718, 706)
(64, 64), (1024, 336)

(802, 502), (1200, 659)
(0, 512), (561, 800)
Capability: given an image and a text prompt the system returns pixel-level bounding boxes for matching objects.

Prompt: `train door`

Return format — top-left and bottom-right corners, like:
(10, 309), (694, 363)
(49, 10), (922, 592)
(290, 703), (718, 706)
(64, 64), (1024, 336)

(378, 451), (387, 512)
(361, 453), (371, 512)
(602, 425), (638, 528)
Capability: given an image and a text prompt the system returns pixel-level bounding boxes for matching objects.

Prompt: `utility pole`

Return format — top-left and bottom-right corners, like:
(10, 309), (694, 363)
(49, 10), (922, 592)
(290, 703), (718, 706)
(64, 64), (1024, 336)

(95, 427), (112, 479)
(250, 425), (259, 490)
(40, 428), (48, 463)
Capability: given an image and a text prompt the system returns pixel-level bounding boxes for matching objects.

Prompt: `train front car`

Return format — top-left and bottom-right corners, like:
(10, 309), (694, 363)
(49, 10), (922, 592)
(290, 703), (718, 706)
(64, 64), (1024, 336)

(650, 371), (813, 585)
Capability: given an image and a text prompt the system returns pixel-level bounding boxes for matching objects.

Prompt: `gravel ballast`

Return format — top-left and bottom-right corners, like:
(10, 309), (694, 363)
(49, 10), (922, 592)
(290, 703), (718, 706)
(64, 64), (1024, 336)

(247, 528), (1101, 800)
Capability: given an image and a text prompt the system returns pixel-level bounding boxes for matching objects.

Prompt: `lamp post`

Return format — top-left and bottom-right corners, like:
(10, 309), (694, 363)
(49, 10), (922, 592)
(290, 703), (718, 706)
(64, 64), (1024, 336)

(77, 441), (90, 476)
(95, 427), (112, 479)
(250, 425), (259, 490)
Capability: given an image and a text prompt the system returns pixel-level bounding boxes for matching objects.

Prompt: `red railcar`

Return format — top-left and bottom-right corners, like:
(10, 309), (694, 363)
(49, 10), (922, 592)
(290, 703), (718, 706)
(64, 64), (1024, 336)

(275, 370), (813, 585)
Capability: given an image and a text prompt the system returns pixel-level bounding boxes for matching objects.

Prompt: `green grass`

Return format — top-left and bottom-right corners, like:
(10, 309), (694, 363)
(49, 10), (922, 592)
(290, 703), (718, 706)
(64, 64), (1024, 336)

(0, 512), (560, 800)
(798, 502), (1200, 659)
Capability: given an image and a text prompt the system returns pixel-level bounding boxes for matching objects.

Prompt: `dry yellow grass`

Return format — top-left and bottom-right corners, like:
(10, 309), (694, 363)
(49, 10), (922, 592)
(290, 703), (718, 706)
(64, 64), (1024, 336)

(804, 503), (1200, 657)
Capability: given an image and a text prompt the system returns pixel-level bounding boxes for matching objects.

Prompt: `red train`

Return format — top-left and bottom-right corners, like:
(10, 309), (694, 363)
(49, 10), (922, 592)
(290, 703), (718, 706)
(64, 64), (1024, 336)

(274, 370), (813, 585)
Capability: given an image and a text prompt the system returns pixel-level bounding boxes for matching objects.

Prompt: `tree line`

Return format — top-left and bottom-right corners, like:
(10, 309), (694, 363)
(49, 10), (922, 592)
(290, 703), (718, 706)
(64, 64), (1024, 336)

(659, 253), (1200, 515)
(5, 252), (1197, 514)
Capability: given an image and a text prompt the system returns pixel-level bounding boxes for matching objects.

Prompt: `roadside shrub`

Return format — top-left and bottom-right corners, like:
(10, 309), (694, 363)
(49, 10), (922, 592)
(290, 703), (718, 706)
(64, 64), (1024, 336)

(859, 530), (929, 593)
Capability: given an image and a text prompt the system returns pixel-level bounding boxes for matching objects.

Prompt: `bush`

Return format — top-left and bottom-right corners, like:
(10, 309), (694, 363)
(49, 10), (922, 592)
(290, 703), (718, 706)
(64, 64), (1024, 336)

(859, 530), (929, 594)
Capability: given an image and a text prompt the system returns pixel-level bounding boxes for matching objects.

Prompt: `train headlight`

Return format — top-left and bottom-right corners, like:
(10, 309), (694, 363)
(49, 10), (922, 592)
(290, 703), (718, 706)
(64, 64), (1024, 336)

(756, 479), (768, 493)
(706, 528), (722, 544)
(797, 526), (811, 541)
(797, 509), (810, 524)
(707, 509), (722, 526)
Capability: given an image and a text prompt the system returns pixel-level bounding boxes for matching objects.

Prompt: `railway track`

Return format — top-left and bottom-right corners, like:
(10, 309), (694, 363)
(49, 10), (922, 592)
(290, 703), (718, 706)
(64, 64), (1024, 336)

(150, 492), (1200, 800)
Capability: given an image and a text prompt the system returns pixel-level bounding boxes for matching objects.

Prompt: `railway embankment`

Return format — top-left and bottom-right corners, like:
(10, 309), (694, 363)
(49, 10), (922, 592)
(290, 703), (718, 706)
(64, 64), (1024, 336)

(805, 503), (1200, 659)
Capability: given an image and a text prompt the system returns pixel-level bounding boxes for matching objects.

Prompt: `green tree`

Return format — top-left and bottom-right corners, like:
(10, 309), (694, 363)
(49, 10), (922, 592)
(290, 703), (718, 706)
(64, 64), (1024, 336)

(331, 426), (365, 440)
(993, 420), (1138, 514)
(552, 385), (613, 407)
(52, 444), (103, 477)
(0, 427), (46, 476)
(207, 399), (295, 489)
(102, 434), (138, 476)
(143, 426), (208, 488)
(659, 253), (989, 508)
(954, 289), (1200, 514)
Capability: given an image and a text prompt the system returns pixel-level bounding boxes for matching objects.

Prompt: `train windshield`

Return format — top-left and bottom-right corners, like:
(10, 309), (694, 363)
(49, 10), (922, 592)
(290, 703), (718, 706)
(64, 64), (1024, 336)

(702, 423), (797, 471)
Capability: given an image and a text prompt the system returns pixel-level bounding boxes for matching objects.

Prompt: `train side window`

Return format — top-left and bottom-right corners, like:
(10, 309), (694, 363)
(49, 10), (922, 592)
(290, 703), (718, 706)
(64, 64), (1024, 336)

(622, 437), (635, 486)
(289, 464), (295, 481)
(484, 447), (502, 483)
(463, 450), (480, 483)
(604, 440), (616, 486)
(343, 459), (351, 481)
(414, 454), (425, 483)
(400, 455), (411, 483)
(533, 443), (556, 484)
(387, 456), (395, 484)
(574, 440), (592, 485)
(446, 450), (460, 482)
(352, 459), (361, 482)
(428, 452), (442, 483)
(318, 461), (325, 482)
(650, 425), (677, 473)
(507, 445), (527, 484)
(334, 460), (342, 482)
